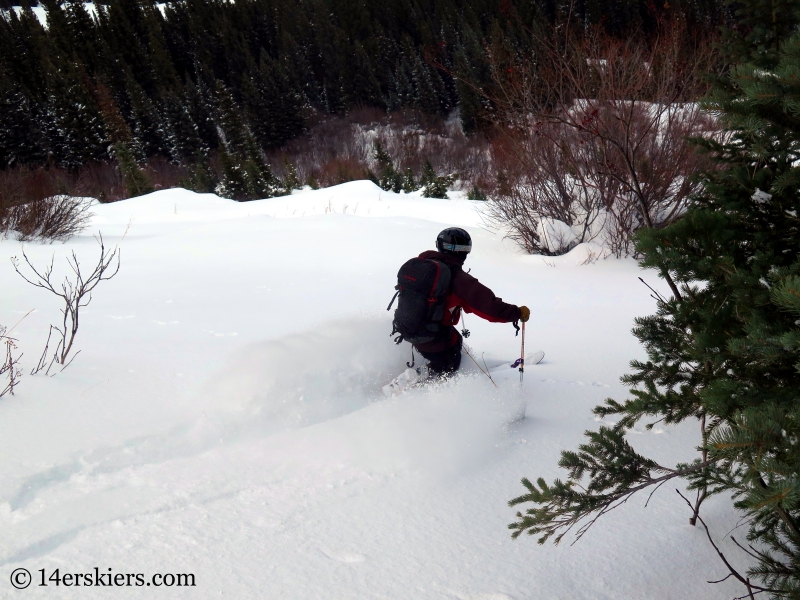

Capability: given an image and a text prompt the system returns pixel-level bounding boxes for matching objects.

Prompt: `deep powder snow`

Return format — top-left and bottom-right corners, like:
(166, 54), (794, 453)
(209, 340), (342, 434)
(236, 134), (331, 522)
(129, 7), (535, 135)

(0, 182), (742, 598)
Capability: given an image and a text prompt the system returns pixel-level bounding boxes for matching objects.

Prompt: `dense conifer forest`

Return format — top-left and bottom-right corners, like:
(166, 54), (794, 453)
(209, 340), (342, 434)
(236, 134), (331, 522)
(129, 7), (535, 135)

(0, 0), (723, 200)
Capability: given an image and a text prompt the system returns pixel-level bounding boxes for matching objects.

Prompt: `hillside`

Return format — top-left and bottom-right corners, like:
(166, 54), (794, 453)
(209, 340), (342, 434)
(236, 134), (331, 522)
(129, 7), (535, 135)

(0, 183), (741, 598)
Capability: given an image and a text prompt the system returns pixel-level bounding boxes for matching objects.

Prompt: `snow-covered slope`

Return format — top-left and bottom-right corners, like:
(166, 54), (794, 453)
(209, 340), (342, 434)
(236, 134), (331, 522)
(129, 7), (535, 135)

(0, 182), (740, 598)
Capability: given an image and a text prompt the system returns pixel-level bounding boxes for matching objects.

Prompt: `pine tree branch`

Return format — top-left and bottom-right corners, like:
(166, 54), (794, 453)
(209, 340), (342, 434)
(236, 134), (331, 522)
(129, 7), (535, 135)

(662, 269), (683, 302)
(755, 473), (800, 540)
(690, 413), (710, 526)
(638, 276), (666, 302)
(730, 536), (768, 563)
(510, 457), (718, 544)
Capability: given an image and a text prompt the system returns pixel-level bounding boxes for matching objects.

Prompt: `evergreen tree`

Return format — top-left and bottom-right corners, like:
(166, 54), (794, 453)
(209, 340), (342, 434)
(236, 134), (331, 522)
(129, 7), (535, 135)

(306, 173), (320, 189)
(420, 159), (453, 198)
(215, 146), (248, 200)
(0, 79), (46, 167)
(508, 6), (800, 597)
(100, 0), (159, 96)
(345, 41), (383, 108)
(124, 73), (169, 160)
(0, 5), (52, 99)
(113, 142), (153, 198)
(368, 140), (404, 193)
(184, 75), (220, 152)
(392, 44), (416, 109)
(216, 140), (278, 201)
(453, 24), (491, 134)
(244, 52), (305, 151)
(453, 45), (482, 135)
(278, 31), (321, 108)
(720, 0), (799, 67)
(139, 0), (179, 92)
(39, 0), (74, 63)
(280, 160), (302, 195)
(401, 167), (417, 193)
(213, 80), (250, 157)
(310, 1), (351, 113)
(467, 185), (487, 200)
(412, 53), (444, 116)
(43, 68), (108, 170)
(240, 141), (279, 200)
(93, 81), (134, 146)
(164, 92), (205, 163)
(62, 0), (104, 75)
(179, 151), (217, 194)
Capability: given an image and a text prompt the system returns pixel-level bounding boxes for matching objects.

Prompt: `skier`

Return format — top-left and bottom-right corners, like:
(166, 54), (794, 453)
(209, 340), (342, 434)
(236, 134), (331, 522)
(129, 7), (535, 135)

(393, 227), (530, 377)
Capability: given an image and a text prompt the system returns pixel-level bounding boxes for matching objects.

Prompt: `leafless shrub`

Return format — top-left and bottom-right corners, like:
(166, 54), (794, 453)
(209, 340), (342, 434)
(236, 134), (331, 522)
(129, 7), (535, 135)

(487, 21), (719, 256)
(0, 165), (93, 241)
(0, 165), (64, 208)
(142, 156), (190, 192)
(317, 156), (368, 187)
(266, 111), (372, 187)
(2, 195), (92, 242)
(0, 324), (23, 397)
(266, 108), (493, 192)
(12, 234), (120, 374)
(0, 160), (145, 209)
(72, 160), (128, 202)
(367, 112), (492, 188)
(489, 126), (608, 254)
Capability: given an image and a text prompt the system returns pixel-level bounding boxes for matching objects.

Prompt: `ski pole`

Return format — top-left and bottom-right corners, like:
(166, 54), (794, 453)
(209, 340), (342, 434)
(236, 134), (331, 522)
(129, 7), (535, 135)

(462, 344), (497, 388)
(519, 320), (525, 384)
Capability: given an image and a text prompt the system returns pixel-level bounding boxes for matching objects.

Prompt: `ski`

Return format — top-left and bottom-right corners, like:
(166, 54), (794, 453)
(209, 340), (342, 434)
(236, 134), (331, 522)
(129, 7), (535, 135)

(382, 351), (544, 397)
(382, 365), (430, 397)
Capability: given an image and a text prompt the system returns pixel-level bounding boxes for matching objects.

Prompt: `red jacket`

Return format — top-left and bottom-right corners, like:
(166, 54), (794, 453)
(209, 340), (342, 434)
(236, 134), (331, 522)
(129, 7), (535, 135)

(414, 250), (521, 352)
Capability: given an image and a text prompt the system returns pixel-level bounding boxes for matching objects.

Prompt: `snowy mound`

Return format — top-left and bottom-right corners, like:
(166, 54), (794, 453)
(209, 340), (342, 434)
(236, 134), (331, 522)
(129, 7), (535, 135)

(0, 183), (739, 598)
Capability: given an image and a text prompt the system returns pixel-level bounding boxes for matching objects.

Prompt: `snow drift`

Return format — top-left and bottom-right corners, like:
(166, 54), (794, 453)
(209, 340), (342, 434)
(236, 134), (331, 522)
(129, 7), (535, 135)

(0, 182), (742, 599)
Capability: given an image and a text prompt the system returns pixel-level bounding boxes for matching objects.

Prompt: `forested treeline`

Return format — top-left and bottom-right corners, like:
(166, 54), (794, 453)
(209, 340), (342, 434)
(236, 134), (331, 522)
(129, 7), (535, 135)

(0, 0), (722, 199)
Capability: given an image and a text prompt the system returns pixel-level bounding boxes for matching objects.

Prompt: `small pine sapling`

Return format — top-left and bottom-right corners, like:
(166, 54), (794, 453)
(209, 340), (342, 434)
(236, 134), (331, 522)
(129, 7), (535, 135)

(467, 185), (487, 201)
(241, 155), (278, 200)
(420, 160), (455, 199)
(402, 167), (417, 193)
(369, 141), (404, 193)
(239, 137), (279, 200)
(306, 174), (320, 190)
(281, 160), (302, 195)
(182, 152), (216, 193)
(373, 140), (392, 166)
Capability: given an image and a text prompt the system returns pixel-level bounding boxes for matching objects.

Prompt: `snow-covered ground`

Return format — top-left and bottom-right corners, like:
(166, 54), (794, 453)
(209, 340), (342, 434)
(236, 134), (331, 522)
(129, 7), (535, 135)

(0, 181), (741, 598)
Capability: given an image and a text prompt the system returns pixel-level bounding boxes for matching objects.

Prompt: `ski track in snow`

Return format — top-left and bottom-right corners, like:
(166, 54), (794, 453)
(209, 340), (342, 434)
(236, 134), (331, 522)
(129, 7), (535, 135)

(0, 182), (741, 598)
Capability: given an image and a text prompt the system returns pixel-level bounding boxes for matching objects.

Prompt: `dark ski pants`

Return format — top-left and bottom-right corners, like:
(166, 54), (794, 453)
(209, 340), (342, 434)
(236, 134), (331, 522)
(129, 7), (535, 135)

(416, 330), (463, 376)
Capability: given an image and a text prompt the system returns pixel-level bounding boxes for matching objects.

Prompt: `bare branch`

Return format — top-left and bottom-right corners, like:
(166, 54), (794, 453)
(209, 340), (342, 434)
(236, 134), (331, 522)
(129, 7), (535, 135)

(0, 324), (23, 397)
(14, 234), (120, 371)
(676, 490), (782, 599)
(484, 22), (719, 259)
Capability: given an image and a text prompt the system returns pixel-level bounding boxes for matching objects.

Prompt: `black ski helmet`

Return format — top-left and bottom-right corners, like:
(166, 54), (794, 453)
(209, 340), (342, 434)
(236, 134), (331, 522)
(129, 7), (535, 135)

(436, 227), (472, 260)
